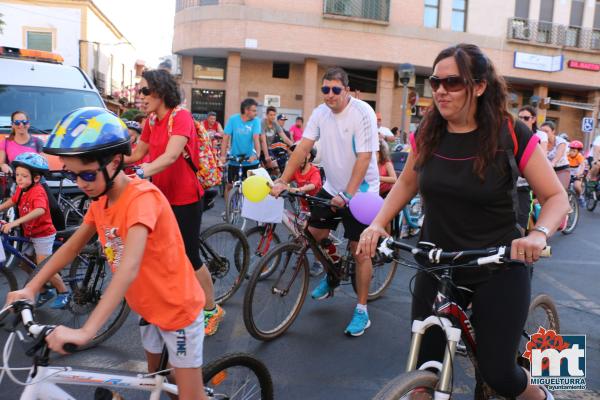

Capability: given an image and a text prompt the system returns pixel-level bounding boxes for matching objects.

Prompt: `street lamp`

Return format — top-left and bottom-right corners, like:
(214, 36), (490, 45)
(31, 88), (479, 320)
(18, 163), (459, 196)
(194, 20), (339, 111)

(398, 63), (415, 144)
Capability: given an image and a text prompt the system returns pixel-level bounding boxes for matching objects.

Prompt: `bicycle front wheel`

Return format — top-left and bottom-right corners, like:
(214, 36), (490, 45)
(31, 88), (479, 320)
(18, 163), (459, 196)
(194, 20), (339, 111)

(200, 223), (250, 304)
(561, 190), (579, 234)
(372, 370), (439, 400)
(243, 242), (309, 341)
(225, 185), (247, 230)
(351, 255), (398, 301)
(519, 293), (560, 370)
(0, 266), (18, 300)
(203, 352), (274, 400)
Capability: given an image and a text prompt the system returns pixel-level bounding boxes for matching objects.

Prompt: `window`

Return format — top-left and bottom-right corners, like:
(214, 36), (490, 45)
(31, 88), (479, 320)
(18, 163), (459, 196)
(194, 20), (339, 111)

(346, 68), (377, 93)
(424, 0), (439, 28)
(323, 0), (390, 22)
(592, 1), (600, 49)
(272, 63), (290, 79)
(451, 0), (467, 32)
(26, 31), (52, 52)
(193, 57), (226, 80)
(595, 0), (600, 29)
(566, 0), (584, 46)
(514, 0), (530, 19)
(537, 0), (554, 43)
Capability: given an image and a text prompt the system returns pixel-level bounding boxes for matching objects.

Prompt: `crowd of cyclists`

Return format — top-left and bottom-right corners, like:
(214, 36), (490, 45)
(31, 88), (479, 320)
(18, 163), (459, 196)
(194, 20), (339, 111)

(1, 41), (599, 399)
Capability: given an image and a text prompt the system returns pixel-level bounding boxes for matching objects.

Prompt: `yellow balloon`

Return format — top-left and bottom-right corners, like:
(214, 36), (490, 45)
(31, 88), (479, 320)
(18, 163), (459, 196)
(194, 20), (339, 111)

(242, 175), (271, 202)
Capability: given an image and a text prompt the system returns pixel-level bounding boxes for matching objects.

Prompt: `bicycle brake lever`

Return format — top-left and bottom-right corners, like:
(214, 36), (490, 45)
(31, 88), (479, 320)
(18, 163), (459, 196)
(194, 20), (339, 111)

(24, 326), (54, 357)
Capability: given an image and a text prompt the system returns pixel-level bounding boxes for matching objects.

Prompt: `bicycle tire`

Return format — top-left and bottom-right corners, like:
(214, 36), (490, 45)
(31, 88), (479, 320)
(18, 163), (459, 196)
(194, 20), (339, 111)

(0, 267), (18, 298)
(351, 256), (398, 301)
(243, 225), (281, 280)
(527, 293), (560, 334)
(225, 185), (247, 230)
(561, 190), (579, 235)
(62, 195), (89, 227)
(243, 242), (309, 341)
(66, 244), (130, 349)
(372, 370), (439, 400)
(585, 186), (597, 211)
(203, 352), (274, 400)
(200, 223), (250, 304)
(586, 197), (597, 211)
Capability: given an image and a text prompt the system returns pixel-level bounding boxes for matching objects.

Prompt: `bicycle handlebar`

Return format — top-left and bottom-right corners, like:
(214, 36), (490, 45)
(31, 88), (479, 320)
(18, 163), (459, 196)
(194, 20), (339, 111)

(279, 190), (343, 209)
(378, 237), (551, 266)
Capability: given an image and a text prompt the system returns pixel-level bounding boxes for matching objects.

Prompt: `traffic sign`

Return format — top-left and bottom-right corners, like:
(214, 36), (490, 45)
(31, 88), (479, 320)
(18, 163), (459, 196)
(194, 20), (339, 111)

(582, 117), (594, 133)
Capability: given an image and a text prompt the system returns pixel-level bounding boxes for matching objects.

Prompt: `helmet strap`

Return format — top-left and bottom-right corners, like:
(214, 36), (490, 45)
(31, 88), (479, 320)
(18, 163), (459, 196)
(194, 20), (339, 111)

(88, 156), (125, 201)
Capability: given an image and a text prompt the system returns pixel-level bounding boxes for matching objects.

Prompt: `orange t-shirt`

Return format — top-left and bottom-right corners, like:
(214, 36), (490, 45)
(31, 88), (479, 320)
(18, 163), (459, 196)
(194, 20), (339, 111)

(83, 178), (204, 330)
(568, 152), (585, 168)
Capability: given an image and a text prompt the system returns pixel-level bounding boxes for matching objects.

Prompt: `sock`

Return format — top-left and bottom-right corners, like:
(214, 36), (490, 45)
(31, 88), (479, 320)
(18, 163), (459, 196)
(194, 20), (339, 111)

(356, 303), (367, 313)
(204, 306), (217, 314)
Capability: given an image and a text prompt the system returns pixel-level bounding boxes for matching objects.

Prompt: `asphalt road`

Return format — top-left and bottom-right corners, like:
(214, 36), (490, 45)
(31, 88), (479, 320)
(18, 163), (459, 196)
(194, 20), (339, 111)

(1, 196), (599, 399)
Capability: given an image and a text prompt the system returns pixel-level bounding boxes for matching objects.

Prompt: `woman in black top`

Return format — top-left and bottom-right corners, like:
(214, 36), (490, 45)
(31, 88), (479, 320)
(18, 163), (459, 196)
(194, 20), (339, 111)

(357, 44), (569, 398)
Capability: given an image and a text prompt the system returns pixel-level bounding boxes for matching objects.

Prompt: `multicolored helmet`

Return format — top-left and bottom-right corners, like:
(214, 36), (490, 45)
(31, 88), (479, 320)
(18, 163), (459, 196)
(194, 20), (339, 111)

(569, 140), (583, 150)
(44, 107), (131, 157)
(125, 120), (141, 134)
(12, 152), (49, 174)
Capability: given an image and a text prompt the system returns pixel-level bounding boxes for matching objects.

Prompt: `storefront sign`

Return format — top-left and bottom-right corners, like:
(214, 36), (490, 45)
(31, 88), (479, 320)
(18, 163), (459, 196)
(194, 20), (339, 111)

(568, 60), (600, 71)
(514, 52), (563, 72)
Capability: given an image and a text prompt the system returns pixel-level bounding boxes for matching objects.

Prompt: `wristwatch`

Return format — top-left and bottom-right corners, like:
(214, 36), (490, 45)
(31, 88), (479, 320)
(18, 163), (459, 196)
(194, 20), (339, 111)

(135, 167), (145, 179)
(532, 226), (550, 239)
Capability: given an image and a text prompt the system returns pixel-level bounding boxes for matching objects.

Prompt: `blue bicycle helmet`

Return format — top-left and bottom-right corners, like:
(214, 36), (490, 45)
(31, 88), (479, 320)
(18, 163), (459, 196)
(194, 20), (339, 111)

(44, 107), (131, 157)
(12, 152), (49, 174)
(125, 120), (141, 134)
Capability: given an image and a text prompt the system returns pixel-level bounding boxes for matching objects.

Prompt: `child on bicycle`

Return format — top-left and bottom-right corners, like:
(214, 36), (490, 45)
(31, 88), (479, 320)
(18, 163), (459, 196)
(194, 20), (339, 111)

(5, 108), (207, 400)
(288, 145), (321, 211)
(567, 140), (586, 204)
(0, 152), (70, 309)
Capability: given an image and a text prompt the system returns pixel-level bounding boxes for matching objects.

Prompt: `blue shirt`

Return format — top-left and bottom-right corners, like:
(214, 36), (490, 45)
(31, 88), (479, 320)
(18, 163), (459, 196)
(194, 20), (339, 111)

(224, 114), (261, 166)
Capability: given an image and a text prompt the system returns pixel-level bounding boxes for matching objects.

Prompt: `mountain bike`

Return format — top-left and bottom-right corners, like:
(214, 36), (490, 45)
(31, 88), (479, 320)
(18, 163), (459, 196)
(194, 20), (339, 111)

(584, 176), (600, 211)
(0, 228), (129, 350)
(0, 301), (274, 399)
(392, 194), (424, 239)
(243, 191), (398, 341)
(47, 172), (89, 228)
(560, 176), (580, 234)
(225, 155), (258, 230)
(371, 238), (558, 400)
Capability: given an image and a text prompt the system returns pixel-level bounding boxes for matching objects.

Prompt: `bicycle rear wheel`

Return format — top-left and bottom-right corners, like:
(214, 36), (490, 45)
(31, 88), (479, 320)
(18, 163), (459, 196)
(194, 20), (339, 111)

(32, 243), (129, 350)
(243, 242), (309, 341)
(203, 352), (274, 400)
(243, 225), (281, 279)
(561, 190), (579, 234)
(351, 255), (398, 301)
(225, 185), (247, 230)
(372, 370), (439, 400)
(519, 293), (560, 370)
(200, 223), (249, 304)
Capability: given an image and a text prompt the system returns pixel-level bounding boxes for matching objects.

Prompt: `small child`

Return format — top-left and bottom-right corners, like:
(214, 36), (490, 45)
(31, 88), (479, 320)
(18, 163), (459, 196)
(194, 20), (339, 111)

(288, 145), (321, 210)
(0, 152), (69, 308)
(6, 108), (207, 400)
(567, 140), (586, 204)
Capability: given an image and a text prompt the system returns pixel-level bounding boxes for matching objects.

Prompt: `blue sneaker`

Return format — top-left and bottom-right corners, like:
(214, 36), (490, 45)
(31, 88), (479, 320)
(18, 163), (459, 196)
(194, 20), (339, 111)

(35, 289), (56, 308)
(344, 308), (371, 337)
(310, 276), (333, 300)
(50, 292), (70, 309)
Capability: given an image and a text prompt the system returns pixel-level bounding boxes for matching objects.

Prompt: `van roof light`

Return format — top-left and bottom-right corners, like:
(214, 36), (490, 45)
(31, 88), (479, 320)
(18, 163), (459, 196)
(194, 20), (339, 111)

(0, 47), (64, 64)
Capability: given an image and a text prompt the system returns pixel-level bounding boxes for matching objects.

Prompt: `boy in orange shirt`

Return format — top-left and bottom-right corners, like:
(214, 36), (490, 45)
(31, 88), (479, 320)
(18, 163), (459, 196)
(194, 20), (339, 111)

(5, 108), (206, 400)
(568, 140), (585, 205)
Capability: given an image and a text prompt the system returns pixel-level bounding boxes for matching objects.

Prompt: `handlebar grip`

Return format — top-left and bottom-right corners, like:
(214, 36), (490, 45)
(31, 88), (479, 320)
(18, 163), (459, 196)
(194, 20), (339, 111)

(63, 343), (78, 353)
(540, 246), (551, 258)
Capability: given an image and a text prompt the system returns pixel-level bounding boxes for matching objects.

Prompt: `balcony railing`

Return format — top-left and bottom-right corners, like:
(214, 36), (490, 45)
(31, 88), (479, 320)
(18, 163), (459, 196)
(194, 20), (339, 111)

(176, 0), (218, 12)
(507, 17), (600, 51)
(323, 0), (390, 22)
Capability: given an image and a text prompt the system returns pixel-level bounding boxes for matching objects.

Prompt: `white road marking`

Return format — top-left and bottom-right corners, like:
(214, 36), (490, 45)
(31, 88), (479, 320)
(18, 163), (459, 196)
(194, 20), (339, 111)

(537, 270), (600, 317)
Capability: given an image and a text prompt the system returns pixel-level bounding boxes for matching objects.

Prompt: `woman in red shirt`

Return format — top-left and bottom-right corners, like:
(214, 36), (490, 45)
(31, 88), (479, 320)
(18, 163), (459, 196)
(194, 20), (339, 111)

(125, 69), (224, 336)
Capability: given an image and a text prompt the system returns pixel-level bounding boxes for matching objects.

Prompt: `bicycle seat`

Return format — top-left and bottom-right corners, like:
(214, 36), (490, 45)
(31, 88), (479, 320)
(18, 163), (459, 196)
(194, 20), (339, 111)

(55, 226), (79, 241)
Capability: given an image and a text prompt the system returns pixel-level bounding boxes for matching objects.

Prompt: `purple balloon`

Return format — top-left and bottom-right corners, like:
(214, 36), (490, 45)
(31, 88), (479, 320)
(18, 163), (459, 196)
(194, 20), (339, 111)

(349, 192), (384, 225)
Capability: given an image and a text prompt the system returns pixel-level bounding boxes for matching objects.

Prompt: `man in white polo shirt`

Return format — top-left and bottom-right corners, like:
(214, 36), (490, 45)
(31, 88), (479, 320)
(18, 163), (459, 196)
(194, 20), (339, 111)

(272, 67), (379, 337)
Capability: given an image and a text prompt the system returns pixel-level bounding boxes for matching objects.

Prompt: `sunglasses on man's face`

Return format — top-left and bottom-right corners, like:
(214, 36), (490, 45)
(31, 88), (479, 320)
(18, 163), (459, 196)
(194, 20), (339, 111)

(63, 168), (101, 183)
(429, 75), (470, 92)
(518, 115), (533, 122)
(138, 86), (152, 96)
(321, 86), (344, 95)
(12, 120), (29, 126)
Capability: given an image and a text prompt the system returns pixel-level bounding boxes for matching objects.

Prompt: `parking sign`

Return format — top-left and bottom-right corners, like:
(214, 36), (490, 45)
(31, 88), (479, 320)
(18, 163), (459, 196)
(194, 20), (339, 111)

(582, 117), (594, 132)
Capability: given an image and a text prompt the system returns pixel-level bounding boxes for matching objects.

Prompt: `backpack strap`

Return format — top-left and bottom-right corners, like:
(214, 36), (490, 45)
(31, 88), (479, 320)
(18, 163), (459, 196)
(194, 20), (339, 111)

(500, 118), (525, 237)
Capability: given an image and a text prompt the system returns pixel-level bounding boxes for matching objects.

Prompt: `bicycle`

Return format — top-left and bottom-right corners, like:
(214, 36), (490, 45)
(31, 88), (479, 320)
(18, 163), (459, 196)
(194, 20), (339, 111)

(371, 238), (559, 400)
(242, 191), (398, 341)
(0, 228), (129, 350)
(47, 171), (89, 228)
(393, 194), (424, 239)
(560, 176), (580, 234)
(225, 155), (258, 231)
(584, 176), (600, 211)
(0, 300), (274, 399)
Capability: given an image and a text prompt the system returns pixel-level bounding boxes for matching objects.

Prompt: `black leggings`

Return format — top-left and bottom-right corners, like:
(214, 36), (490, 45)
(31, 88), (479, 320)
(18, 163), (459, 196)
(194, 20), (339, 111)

(172, 201), (203, 270)
(411, 265), (531, 397)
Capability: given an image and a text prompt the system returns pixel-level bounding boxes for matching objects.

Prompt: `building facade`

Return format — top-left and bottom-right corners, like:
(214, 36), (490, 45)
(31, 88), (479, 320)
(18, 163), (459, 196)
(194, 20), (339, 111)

(0, 0), (141, 113)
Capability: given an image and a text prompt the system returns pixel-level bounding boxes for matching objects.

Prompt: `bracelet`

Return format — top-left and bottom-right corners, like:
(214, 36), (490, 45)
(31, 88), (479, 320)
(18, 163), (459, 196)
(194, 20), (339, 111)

(338, 191), (351, 204)
(343, 191), (353, 200)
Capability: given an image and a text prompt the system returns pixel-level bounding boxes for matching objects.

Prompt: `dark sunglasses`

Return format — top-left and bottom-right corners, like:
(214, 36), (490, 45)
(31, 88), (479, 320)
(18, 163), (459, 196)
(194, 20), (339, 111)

(429, 76), (471, 92)
(321, 86), (344, 95)
(12, 120), (29, 126)
(518, 115), (533, 121)
(138, 86), (152, 96)
(63, 168), (101, 183)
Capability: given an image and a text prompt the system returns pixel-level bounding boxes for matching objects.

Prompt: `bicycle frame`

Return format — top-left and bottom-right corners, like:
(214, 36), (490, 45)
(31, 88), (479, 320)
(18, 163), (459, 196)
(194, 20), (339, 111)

(0, 233), (65, 271)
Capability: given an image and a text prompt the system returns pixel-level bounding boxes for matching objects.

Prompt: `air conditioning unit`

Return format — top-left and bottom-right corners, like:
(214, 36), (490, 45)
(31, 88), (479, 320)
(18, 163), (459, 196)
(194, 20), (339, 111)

(264, 95), (281, 108)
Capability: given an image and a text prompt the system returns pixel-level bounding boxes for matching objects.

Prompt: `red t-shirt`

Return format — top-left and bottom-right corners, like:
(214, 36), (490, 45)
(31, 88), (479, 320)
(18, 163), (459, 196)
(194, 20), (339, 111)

(291, 165), (322, 209)
(11, 184), (56, 238)
(140, 108), (203, 205)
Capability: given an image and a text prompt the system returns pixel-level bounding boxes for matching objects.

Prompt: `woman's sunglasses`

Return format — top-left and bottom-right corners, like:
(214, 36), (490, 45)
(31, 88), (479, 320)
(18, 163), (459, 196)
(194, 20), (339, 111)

(321, 86), (343, 95)
(518, 115), (533, 121)
(138, 86), (152, 96)
(63, 169), (101, 183)
(12, 120), (29, 126)
(429, 76), (471, 92)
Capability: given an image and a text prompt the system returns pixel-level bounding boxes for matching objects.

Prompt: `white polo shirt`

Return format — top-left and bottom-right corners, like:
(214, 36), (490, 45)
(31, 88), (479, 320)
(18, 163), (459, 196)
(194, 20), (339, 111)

(303, 97), (380, 195)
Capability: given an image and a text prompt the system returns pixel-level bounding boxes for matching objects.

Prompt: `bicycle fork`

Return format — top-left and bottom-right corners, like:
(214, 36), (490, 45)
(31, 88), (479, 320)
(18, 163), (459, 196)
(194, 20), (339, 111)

(405, 315), (462, 399)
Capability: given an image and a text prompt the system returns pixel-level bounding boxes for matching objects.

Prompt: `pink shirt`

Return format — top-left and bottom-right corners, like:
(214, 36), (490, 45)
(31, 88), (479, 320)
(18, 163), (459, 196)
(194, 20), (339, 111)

(289, 126), (303, 143)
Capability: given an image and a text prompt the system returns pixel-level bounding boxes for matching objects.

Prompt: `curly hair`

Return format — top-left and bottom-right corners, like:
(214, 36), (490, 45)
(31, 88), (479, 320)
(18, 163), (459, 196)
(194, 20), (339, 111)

(142, 69), (181, 108)
(416, 43), (511, 180)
